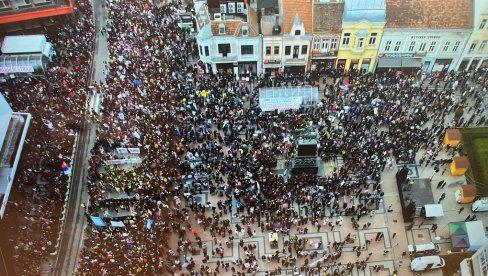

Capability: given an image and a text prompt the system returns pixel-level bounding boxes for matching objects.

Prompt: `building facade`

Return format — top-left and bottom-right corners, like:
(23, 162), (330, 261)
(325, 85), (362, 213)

(310, 0), (344, 72)
(336, 0), (386, 74)
(456, 0), (488, 71)
(195, 0), (261, 77)
(376, 0), (472, 73)
(260, 0), (313, 75)
(0, 0), (73, 33)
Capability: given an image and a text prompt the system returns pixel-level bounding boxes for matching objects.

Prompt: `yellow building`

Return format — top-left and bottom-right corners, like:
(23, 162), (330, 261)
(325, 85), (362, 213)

(336, 0), (386, 73)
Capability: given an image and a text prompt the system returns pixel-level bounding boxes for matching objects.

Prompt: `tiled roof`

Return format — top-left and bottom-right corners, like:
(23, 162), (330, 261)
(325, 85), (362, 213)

(282, 0), (313, 33)
(386, 0), (473, 29)
(313, 2), (344, 33)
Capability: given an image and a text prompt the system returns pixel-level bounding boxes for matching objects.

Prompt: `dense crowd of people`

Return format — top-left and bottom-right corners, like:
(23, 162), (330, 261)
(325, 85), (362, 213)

(0, 0), (94, 275)
(73, 1), (488, 276)
(1, 0), (487, 275)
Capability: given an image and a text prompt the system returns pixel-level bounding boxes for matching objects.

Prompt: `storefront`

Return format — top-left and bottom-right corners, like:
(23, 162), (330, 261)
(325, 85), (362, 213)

(432, 59), (453, 72)
(238, 62), (257, 78)
(375, 54), (422, 74)
(216, 63), (235, 74)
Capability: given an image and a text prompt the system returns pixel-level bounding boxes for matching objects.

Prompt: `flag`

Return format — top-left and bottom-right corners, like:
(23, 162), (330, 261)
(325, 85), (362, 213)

(61, 161), (70, 171)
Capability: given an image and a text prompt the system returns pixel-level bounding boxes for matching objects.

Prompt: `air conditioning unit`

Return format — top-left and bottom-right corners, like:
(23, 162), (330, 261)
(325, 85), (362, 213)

(237, 2), (244, 13)
(228, 2), (236, 14)
(214, 13), (222, 21)
(220, 4), (227, 14)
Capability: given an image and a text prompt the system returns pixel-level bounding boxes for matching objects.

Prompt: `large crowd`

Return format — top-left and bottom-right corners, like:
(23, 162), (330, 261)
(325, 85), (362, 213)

(75, 1), (488, 276)
(0, 0), (487, 275)
(0, 0), (94, 275)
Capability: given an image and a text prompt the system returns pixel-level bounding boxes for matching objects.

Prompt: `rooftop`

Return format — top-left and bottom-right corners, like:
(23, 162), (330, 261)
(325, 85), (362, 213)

(385, 0), (473, 29)
(282, 0), (313, 33)
(343, 0), (386, 23)
(313, 2), (344, 33)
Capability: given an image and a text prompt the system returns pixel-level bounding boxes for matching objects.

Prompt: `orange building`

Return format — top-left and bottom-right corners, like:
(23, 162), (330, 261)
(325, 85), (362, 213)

(0, 0), (73, 33)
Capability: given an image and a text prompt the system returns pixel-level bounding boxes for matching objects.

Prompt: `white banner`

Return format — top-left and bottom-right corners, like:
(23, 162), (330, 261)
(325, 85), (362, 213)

(110, 220), (125, 227)
(128, 148), (140, 154)
(260, 96), (302, 112)
(0, 66), (34, 74)
(104, 158), (142, 165)
(116, 148), (129, 154)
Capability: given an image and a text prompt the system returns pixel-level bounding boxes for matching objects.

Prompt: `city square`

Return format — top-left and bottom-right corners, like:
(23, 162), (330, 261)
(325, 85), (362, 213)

(0, 0), (487, 276)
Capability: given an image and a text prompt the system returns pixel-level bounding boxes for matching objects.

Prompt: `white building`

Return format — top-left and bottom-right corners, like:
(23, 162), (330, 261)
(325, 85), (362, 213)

(376, 0), (473, 73)
(455, 0), (488, 71)
(0, 93), (31, 219)
(261, 0), (313, 75)
(194, 0), (261, 78)
(460, 242), (488, 276)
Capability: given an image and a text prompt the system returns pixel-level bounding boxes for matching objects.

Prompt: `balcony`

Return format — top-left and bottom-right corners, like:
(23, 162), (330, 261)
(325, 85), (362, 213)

(211, 53), (238, 62)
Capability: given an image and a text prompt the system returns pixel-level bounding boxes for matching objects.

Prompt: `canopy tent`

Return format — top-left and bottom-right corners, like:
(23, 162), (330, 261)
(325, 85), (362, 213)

(444, 129), (462, 147)
(450, 156), (470, 176)
(455, 184), (477, 203)
(451, 235), (470, 249)
(466, 221), (488, 251)
(449, 221), (468, 236)
(424, 204), (444, 217)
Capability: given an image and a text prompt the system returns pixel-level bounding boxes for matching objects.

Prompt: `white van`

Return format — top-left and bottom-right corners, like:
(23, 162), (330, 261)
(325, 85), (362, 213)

(408, 243), (441, 256)
(472, 198), (488, 212)
(411, 256), (445, 271)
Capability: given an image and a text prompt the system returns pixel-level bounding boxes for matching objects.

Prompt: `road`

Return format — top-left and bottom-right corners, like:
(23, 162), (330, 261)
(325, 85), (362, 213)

(51, 0), (108, 275)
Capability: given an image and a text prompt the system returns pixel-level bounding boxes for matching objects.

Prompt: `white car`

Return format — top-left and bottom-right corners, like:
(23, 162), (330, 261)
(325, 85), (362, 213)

(411, 256), (445, 271)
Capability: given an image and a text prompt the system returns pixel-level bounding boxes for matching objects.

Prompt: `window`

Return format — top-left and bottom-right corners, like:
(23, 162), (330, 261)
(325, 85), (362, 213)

(357, 38), (364, 48)
(384, 41), (391, 51)
(443, 41), (450, 52)
(266, 46), (271, 56)
(394, 41), (401, 51)
(274, 46), (279, 55)
(241, 45), (253, 55)
(293, 45), (300, 58)
(453, 41), (461, 52)
(313, 38), (320, 50)
(480, 40), (487, 52)
(419, 42), (426, 52)
(242, 26), (249, 36)
(204, 46), (209, 56)
(369, 33), (377, 45)
(469, 42), (477, 53)
(480, 19), (487, 29)
(428, 41), (436, 52)
(331, 38), (338, 50)
(301, 45), (308, 55)
(285, 46), (291, 55)
(342, 33), (351, 45)
(294, 30), (301, 36)
(408, 41), (416, 52)
(199, 46), (203, 55)
(0, 1), (10, 8)
(321, 39), (328, 50)
(219, 23), (226, 35)
(218, 43), (231, 57)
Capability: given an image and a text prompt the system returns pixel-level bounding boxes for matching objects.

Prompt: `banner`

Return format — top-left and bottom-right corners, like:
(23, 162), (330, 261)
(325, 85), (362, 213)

(260, 96), (302, 112)
(0, 66), (35, 74)
(110, 220), (125, 227)
(116, 148), (129, 154)
(127, 148), (140, 154)
(90, 216), (107, 227)
(104, 158), (142, 165)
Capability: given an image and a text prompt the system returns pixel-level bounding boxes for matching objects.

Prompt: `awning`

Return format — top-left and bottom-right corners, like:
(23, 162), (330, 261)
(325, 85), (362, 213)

(401, 58), (422, 68)
(377, 57), (401, 68)
(424, 204), (444, 217)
